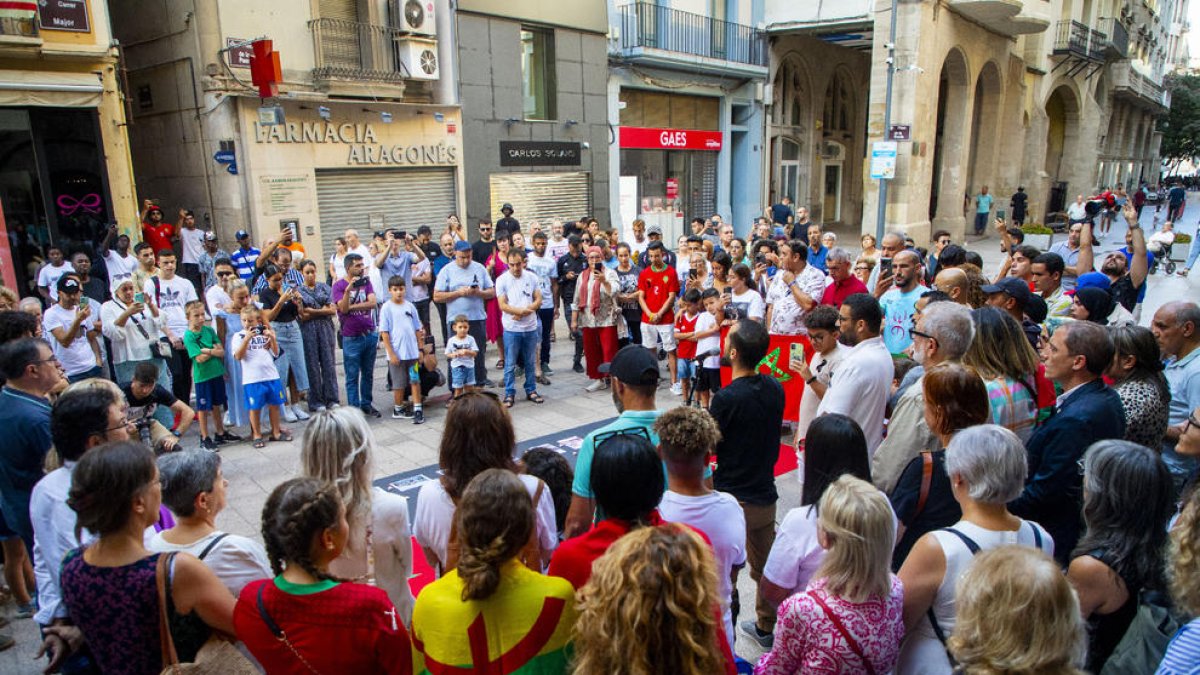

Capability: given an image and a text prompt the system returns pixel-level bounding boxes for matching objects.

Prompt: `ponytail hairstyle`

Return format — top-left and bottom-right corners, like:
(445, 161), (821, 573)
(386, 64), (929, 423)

(261, 477), (345, 582)
(454, 469), (533, 601)
(301, 407), (375, 549)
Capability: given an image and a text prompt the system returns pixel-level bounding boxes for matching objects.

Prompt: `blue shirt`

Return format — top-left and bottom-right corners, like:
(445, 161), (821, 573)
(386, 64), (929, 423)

(976, 193), (994, 214)
(251, 267), (304, 296)
(431, 253), (453, 280)
(229, 246), (260, 280)
(771, 203), (793, 225)
(378, 299), (422, 360)
(879, 285), (925, 355)
(1157, 616), (1200, 675)
(434, 260), (493, 322)
(807, 245), (828, 272)
(527, 253), (558, 310)
(0, 387), (53, 545)
(378, 250), (417, 287)
(1162, 347), (1200, 477)
(571, 410), (662, 501)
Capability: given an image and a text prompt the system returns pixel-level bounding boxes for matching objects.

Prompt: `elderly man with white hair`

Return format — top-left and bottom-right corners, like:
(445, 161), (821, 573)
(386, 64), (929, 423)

(872, 300), (976, 492)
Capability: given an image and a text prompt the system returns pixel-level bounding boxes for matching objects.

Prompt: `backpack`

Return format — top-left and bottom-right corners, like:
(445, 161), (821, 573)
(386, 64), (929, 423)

(1099, 590), (1182, 675)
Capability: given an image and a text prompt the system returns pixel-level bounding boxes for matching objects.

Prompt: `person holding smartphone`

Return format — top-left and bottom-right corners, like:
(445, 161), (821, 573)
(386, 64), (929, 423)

(259, 264), (310, 423)
(571, 246), (621, 392)
(44, 276), (103, 383)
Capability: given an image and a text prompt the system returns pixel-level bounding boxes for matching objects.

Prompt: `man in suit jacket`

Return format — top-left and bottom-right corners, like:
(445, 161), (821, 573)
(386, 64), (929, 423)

(1010, 320), (1125, 564)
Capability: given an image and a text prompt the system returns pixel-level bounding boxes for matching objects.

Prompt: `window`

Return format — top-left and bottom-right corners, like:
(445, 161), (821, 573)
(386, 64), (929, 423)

(521, 27), (556, 121)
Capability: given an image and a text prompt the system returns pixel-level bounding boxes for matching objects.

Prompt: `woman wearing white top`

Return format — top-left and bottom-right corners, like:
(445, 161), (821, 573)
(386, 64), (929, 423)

(896, 424), (1054, 674)
(100, 278), (170, 387)
(150, 450), (271, 598)
(727, 264), (765, 322)
(300, 406), (415, 624)
(327, 237), (348, 281)
(414, 392), (557, 575)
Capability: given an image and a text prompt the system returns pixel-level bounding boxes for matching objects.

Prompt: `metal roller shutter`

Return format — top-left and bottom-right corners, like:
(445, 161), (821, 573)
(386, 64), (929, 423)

(488, 172), (592, 225)
(315, 167), (457, 261)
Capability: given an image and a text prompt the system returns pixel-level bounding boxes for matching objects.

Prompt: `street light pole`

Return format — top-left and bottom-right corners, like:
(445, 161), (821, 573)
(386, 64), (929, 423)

(875, 0), (899, 243)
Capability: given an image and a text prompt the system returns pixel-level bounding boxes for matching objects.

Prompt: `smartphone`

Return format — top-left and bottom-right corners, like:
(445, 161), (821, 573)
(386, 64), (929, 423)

(790, 342), (805, 365)
(880, 257), (894, 278)
(79, 297), (89, 308)
(996, 209), (1006, 221)
(134, 292), (145, 303)
(594, 262), (603, 272)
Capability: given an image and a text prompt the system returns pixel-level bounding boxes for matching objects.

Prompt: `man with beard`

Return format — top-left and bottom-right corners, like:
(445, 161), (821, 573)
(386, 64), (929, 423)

(878, 249), (925, 356)
(870, 301), (974, 492)
(1048, 222), (1084, 291)
(1079, 202), (1149, 316)
(817, 293), (894, 453)
(471, 217), (497, 265)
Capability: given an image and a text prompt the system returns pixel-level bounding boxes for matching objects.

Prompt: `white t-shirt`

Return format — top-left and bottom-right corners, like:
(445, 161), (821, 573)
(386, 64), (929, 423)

(729, 288), (765, 321)
(495, 270), (541, 332)
(329, 251), (348, 281)
(527, 252), (557, 310)
(695, 312), (721, 369)
(103, 251), (137, 289)
(37, 262), (75, 301)
(144, 275), (199, 336)
(147, 531), (271, 599)
(179, 227), (207, 264)
(378, 300), (422, 360)
(205, 285), (231, 316)
(413, 474), (557, 574)
(445, 334), (478, 369)
(408, 258), (431, 303)
(658, 490), (746, 647)
(43, 303), (99, 376)
(797, 343), (849, 440)
(232, 329), (279, 384)
(546, 236), (569, 261)
(762, 505), (826, 595)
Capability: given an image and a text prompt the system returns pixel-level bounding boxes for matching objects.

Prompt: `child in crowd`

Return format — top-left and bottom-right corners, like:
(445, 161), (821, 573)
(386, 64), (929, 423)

(694, 288), (725, 407)
(379, 276), (426, 424)
(182, 300), (239, 449)
(232, 305), (289, 447)
(674, 288), (703, 403)
(444, 315), (478, 400)
(654, 406), (746, 649)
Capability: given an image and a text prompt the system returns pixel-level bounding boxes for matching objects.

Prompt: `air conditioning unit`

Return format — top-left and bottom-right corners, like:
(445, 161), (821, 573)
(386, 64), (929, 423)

(392, 0), (437, 37)
(396, 37), (440, 80)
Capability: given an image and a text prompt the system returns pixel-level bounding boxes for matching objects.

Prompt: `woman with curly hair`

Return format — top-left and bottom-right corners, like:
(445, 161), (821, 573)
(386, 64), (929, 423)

(234, 477), (412, 674)
(573, 523), (736, 675)
(756, 475), (905, 674)
(1067, 440), (1173, 672)
(412, 469), (576, 672)
(413, 391), (557, 575)
(1163, 476), (1200, 669)
(948, 545), (1086, 674)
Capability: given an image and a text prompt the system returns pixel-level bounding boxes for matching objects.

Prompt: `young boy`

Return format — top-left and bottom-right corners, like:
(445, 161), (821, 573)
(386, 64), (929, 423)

(379, 275), (426, 424)
(183, 300), (240, 449)
(694, 288), (724, 407)
(444, 315), (478, 399)
(673, 288), (703, 403)
(792, 304), (847, 451)
(654, 406), (746, 649)
(232, 305), (288, 447)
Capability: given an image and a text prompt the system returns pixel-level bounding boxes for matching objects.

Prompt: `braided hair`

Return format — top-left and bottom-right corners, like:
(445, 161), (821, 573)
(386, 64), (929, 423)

(455, 469), (534, 601)
(261, 477), (345, 583)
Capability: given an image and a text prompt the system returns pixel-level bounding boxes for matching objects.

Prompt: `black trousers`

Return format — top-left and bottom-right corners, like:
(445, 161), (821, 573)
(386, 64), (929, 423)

(537, 307), (554, 366)
(166, 341), (193, 404)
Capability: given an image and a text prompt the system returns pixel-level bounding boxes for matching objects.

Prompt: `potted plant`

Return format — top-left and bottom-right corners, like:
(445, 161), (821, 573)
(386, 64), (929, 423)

(1171, 233), (1192, 262)
(1020, 224), (1055, 250)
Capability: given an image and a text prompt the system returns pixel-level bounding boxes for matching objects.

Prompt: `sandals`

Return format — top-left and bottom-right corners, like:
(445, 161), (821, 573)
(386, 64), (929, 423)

(496, 359), (505, 369)
(502, 395), (514, 408)
(252, 437), (266, 449)
(270, 430), (294, 443)
(527, 392), (545, 404)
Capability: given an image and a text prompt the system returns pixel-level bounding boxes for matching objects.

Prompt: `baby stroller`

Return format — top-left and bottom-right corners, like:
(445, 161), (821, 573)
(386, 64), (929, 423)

(1149, 241), (1176, 275)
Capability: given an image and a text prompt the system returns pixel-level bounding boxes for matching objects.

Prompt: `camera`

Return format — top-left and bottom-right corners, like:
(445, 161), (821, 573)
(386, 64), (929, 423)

(1084, 192), (1116, 218)
(252, 325), (265, 335)
(134, 417), (153, 447)
(723, 305), (743, 321)
(352, 276), (368, 288)
(754, 253), (767, 266)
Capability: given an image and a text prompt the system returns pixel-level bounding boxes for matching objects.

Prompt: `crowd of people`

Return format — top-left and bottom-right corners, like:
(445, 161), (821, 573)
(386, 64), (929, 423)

(0, 192), (1198, 674)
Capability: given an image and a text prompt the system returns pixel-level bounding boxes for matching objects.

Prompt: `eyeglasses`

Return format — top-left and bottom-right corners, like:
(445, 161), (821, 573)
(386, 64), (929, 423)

(1185, 413), (1200, 436)
(216, 271), (233, 277)
(592, 426), (653, 447)
(33, 356), (60, 366)
(105, 418), (135, 433)
(854, 266), (869, 272)
(909, 328), (935, 342)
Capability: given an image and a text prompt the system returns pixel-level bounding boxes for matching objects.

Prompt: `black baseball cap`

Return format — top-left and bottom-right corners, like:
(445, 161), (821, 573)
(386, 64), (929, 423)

(599, 345), (660, 385)
(235, 229), (250, 240)
(981, 277), (1032, 309)
(57, 276), (81, 293)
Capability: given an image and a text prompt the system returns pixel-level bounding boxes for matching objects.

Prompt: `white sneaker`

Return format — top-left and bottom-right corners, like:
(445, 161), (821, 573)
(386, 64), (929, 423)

(585, 380), (605, 393)
(670, 382), (683, 396)
(292, 406), (310, 421)
(282, 406), (298, 423)
(223, 412), (232, 427)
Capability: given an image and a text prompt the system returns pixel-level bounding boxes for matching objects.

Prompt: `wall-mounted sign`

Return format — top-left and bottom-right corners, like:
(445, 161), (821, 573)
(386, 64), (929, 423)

(619, 126), (723, 152)
(870, 142), (898, 180)
(888, 124), (911, 141)
(226, 38), (254, 68)
(258, 175), (314, 216)
(38, 0), (89, 32)
(499, 141), (581, 167)
(254, 121), (458, 166)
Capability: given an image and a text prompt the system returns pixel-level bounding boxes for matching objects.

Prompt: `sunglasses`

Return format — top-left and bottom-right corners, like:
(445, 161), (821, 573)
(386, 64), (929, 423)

(216, 271), (233, 277)
(592, 426), (653, 447)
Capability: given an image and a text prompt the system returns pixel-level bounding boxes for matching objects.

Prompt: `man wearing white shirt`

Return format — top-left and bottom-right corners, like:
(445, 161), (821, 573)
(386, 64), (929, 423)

(43, 277), (102, 383)
(144, 249), (199, 403)
(175, 209), (206, 295)
(98, 225), (137, 291)
(817, 293), (894, 453)
(546, 221), (570, 261)
(36, 246), (75, 303)
(495, 247), (544, 405)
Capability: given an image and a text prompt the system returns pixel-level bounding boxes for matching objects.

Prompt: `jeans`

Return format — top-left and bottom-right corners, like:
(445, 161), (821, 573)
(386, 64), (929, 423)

(300, 317), (339, 408)
(66, 365), (101, 384)
(537, 307), (555, 366)
(434, 301), (449, 346)
(342, 332), (378, 408)
(973, 212), (989, 235)
(1185, 235), (1200, 270)
(271, 320), (309, 393)
(503, 329), (539, 396)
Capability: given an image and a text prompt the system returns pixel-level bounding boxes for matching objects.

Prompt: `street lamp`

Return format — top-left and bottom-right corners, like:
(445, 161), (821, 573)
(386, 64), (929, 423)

(875, 0), (899, 244)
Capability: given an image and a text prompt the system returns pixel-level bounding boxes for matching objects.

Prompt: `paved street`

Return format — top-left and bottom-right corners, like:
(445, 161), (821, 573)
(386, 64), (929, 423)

(3, 205), (1198, 670)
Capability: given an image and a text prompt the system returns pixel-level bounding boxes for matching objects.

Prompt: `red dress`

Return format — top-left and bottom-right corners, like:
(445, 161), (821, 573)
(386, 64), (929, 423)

(484, 253), (509, 343)
(235, 578), (413, 674)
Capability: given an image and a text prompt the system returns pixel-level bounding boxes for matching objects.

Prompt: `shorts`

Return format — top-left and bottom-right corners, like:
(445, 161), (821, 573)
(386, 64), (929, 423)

(677, 358), (696, 381)
(244, 379), (286, 411)
(642, 323), (677, 351)
(451, 364), (476, 389)
(697, 367), (723, 393)
(193, 376), (228, 411)
(388, 359), (418, 391)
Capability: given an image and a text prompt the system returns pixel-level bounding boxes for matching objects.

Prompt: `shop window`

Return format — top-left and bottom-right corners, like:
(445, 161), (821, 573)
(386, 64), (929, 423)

(521, 27), (556, 121)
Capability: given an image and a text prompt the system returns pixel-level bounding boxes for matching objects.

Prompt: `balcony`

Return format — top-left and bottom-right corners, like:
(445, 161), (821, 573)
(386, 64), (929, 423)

(309, 18), (409, 91)
(948, 0), (1050, 36)
(1099, 17), (1128, 58)
(1110, 60), (1169, 110)
(1052, 20), (1107, 62)
(614, 3), (767, 79)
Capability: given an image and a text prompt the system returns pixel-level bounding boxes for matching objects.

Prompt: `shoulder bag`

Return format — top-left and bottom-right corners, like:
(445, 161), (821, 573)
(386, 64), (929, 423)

(155, 552), (257, 675)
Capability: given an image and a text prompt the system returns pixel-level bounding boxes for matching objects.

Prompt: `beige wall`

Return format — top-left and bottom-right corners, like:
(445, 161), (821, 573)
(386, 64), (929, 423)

(458, 0), (607, 33)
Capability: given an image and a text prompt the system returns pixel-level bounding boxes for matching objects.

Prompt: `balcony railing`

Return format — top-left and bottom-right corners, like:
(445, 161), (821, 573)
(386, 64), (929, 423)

(616, 3), (767, 67)
(1088, 28), (1107, 61)
(309, 18), (407, 83)
(1052, 20), (1091, 58)
(1099, 17), (1128, 58)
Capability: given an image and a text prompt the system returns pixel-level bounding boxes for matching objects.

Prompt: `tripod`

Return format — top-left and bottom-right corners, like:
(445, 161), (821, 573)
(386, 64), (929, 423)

(683, 354), (707, 409)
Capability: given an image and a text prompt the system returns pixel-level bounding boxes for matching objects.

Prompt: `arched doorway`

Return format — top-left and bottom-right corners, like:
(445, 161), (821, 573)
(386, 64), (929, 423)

(770, 57), (810, 206)
(1044, 84), (1081, 214)
(967, 62), (1003, 201)
(821, 68), (854, 223)
(929, 49), (970, 221)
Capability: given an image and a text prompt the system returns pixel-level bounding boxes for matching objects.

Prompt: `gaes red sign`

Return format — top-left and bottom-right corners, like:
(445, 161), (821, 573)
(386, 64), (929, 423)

(619, 126), (723, 152)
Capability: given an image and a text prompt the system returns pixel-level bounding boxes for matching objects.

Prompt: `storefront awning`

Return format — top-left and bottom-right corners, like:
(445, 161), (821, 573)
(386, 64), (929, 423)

(0, 70), (102, 107)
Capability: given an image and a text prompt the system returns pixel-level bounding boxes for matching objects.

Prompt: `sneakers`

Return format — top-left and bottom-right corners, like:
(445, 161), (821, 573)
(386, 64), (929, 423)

(282, 406), (298, 423)
(670, 381), (683, 396)
(482, 379), (497, 388)
(361, 405), (382, 419)
(738, 620), (774, 650)
(200, 437), (220, 451)
(542, 363), (554, 375)
(413, 409), (425, 425)
(393, 404), (414, 419)
(585, 379), (606, 393)
(216, 431), (243, 443)
(14, 602), (34, 620)
(292, 405), (310, 421)
(572, 361), (585, 374)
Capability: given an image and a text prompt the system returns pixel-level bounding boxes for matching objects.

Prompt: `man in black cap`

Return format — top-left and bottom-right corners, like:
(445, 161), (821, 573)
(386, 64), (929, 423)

(496, 203), (520, 239)
(983, 276), (1041, 348)
(563, 344), (662, 538)
(43, 276), (102, 383)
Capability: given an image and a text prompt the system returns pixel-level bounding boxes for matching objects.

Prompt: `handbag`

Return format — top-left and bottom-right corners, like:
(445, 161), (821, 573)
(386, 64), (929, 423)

(155, 552), (257, 675)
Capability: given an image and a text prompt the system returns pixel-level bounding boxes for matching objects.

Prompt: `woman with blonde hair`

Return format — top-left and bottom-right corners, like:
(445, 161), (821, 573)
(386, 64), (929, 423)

(573, 523), (736, 675)
(962, 306), (1040, 443)
(756, 475), (905, 674)
(949, 545), (1086, 674)
(300, 406), (414, 622)
(1162, 482), (1200, 668)
(412, 469), (575, 672)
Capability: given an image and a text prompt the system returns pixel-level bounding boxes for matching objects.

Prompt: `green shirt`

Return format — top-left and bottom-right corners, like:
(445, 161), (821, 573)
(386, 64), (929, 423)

(184, 325), (225, 383)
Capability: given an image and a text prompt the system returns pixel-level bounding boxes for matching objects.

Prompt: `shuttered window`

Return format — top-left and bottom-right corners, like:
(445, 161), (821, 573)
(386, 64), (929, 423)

(487, 172), (592, 225)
